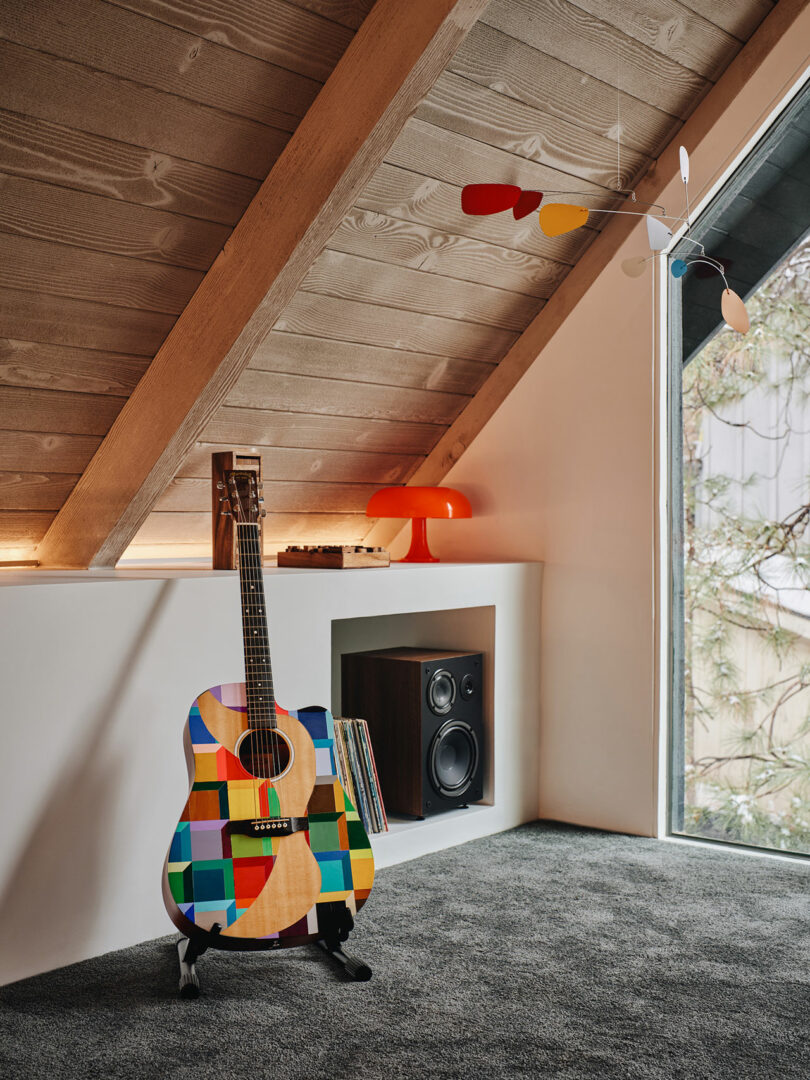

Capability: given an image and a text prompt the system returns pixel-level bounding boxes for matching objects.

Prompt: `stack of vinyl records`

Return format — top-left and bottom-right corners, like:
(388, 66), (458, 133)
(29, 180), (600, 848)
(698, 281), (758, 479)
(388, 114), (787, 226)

(333, 717), (388, 834)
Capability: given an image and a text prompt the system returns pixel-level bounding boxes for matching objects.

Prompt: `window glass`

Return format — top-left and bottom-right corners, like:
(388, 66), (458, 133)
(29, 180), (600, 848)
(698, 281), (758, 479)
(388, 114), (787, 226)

(670, 82), (810, 856)
(677, 237), (810, 855)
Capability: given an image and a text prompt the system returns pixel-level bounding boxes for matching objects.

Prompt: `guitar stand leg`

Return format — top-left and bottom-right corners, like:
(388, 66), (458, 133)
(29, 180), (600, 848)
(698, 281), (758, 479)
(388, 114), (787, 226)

(316, 938), (372, 982)
(312, 902), (371, 982)
(177, 937), (201, 999)
(176, 925), (218, 999)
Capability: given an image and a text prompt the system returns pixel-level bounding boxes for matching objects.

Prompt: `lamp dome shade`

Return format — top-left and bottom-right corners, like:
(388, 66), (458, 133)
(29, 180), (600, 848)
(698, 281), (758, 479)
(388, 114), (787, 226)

(366, 486), (472, 520)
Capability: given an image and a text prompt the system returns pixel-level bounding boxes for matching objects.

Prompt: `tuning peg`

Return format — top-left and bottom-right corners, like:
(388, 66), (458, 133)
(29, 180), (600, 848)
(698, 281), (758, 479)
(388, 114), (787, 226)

(258, 497), (265, 505)
(219, 494), (229, 503)
(222, 509), (232, 517)
(261, 509), (267, 518)
(216, 481), (225, 490)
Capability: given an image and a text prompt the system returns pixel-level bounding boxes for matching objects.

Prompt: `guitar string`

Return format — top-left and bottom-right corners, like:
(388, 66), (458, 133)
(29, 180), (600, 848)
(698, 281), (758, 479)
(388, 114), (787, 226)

(236, 519), (260, 822)
(234, 516), (250, 819)
(235, 471), (287, 825)
(247, 522), (268, 816)
(243, 521), (270, 813)
(249, 521), (278, 789)
(238, 519), (256, 820)
(240, 515), (279, 804)
(253, 520), (279, 787)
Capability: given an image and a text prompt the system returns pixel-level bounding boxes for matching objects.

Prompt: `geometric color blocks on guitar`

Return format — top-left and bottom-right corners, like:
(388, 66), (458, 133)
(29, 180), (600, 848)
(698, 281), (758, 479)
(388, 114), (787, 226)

(164, 683), (374, 948)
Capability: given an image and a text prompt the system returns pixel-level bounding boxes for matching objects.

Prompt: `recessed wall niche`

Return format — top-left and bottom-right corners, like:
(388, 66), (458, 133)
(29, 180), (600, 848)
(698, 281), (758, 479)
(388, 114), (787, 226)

(331, 606), (495, 805)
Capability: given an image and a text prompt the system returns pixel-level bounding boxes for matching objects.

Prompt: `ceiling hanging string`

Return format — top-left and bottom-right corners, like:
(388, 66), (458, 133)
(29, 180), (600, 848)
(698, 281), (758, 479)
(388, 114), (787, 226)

(616, 30), (621, 192)
(612, 20), (638, 204)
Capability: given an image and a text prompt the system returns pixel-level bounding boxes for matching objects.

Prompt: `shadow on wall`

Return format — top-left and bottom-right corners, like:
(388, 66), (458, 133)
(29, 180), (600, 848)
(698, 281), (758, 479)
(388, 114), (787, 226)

(0, 581), (176, 986)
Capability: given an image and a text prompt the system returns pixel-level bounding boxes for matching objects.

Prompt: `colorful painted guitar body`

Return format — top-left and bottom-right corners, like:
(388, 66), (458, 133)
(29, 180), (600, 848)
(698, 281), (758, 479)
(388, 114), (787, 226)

(163, 684), (374, 948)
(162, 469), (374, 949)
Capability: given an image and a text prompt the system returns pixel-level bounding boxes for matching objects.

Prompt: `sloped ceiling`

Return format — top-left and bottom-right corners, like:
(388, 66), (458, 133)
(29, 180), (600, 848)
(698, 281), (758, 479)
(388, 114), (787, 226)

(0, 0), (776, 562)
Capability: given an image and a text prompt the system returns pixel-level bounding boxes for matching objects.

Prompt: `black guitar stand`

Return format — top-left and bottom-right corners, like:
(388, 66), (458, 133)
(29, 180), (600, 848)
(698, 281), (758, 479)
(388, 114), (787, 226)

(175, 905), (371, 998)
(176, 932), (209, 999)
(314, 903), (372, 983)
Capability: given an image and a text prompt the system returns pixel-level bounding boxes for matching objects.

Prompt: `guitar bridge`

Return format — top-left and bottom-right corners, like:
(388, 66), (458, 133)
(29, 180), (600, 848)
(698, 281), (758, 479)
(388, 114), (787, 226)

(228, 817), (309, 838)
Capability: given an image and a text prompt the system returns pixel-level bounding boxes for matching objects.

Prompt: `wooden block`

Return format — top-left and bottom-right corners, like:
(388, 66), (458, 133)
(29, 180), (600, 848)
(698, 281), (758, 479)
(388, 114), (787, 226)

(277, 545), (390, 569)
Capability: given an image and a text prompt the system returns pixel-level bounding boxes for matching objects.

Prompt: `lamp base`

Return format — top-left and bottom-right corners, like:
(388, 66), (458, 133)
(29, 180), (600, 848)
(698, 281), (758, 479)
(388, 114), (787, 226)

(397, 517), (439, 563)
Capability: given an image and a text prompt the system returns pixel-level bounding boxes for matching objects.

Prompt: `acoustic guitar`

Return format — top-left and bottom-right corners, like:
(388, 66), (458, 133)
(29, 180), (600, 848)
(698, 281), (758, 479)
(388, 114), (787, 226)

(162, 470), (374, 949)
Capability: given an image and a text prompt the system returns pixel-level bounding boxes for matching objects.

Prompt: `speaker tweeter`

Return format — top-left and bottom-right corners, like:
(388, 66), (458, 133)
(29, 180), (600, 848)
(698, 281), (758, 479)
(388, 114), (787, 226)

(427, 669), (455, 715)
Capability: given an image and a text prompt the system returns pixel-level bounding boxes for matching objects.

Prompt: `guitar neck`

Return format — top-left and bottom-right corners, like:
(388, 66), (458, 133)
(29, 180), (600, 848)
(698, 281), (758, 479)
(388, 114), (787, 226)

(236, 522), (276, 728)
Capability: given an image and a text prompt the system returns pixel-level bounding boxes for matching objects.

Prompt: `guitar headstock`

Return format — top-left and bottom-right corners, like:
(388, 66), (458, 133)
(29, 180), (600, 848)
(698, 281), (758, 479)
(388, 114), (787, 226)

(217, 469), (266, 524)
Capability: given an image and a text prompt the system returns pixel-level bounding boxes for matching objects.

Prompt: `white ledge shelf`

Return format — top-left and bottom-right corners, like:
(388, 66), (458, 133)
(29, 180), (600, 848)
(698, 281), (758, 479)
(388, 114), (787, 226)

(370, 804), (498, 867)
(0, 560), (542, 984)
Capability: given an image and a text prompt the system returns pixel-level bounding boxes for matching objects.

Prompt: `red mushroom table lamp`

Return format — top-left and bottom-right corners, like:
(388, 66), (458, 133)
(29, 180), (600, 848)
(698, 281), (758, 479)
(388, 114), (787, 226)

(366, 486), (472, 563)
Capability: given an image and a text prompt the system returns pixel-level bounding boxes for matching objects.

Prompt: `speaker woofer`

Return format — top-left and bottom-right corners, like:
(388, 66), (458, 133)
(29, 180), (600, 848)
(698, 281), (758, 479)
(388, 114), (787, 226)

(428, 720), (478, 797)
(427, 668), (456, 715)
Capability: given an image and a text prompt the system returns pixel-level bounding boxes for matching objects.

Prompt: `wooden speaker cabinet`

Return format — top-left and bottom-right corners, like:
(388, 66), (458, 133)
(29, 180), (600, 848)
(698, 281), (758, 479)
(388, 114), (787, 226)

(341, 647), (484, 818)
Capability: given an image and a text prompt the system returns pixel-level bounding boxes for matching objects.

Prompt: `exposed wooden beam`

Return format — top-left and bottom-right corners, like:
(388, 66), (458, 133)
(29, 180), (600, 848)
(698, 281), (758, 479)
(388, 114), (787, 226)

(365, 0), (810, 548)
(36, 0), (489, 568)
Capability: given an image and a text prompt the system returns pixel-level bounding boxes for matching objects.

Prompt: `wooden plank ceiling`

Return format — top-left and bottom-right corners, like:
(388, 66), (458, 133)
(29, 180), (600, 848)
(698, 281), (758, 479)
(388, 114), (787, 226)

(0, 0), (775, 562)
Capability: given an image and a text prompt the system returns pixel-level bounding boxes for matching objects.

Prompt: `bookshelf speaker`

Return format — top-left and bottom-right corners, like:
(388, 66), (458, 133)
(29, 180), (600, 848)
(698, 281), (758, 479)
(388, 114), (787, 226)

(341, 647), (485, 818)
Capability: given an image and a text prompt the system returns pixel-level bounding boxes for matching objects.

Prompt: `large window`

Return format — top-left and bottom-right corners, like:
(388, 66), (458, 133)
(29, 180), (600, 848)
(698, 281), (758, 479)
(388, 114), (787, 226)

(670, 85), (810, 857)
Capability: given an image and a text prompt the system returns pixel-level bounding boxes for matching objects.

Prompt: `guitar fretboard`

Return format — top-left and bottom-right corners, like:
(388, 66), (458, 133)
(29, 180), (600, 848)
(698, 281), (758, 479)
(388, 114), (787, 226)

(236, 522), (276, 728)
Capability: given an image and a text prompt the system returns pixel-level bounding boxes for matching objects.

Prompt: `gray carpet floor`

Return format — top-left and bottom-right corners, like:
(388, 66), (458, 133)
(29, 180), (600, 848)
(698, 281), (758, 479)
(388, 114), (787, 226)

(1, 822), (808, 1080)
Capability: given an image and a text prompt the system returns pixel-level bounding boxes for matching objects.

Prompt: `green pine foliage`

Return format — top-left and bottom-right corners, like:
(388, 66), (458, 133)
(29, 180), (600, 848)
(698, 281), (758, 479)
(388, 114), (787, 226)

(681, 237), (810, 855)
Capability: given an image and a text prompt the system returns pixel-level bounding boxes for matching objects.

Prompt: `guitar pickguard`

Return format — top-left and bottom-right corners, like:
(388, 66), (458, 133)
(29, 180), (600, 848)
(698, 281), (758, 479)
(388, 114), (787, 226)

(164, 683), (374, 947)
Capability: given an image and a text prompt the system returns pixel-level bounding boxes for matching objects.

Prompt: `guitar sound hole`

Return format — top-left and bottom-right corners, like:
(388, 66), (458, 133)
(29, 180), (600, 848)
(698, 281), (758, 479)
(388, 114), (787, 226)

(237, 728), (292, 780)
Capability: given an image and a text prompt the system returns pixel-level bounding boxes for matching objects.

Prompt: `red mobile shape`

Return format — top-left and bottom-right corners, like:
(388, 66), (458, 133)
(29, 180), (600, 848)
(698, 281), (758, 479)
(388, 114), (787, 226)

(461, 183), (521, 215)
(512, 190), (543, 219)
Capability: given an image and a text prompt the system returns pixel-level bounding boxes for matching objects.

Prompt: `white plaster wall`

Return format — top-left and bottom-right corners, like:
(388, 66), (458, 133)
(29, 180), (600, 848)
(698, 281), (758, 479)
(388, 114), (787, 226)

(0, 575), (242, 987)
(0, 562), (540, 985)
(384, 30), (810, 837)
(412, 266), (657, 836)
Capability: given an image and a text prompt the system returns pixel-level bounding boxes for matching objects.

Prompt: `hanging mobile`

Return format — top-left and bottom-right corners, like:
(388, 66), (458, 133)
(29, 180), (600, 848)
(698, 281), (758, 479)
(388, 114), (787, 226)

(458, 39), (749, 334)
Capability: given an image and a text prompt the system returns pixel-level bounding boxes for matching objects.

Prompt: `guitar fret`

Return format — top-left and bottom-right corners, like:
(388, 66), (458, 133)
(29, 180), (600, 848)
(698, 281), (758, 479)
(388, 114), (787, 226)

(235, 519), (276, 728)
